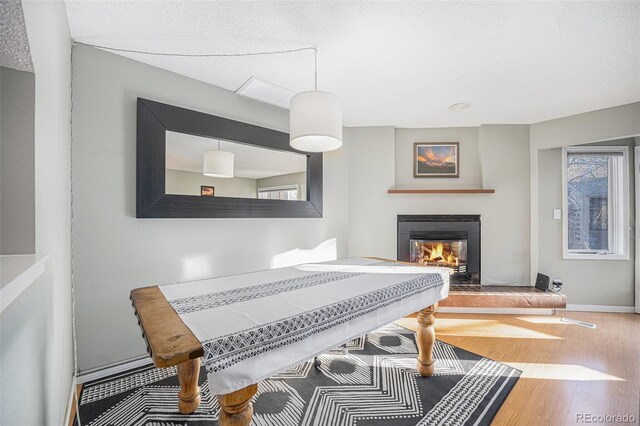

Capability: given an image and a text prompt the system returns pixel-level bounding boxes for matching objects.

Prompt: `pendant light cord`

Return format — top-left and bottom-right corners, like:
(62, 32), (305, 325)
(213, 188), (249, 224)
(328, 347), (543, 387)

(72, 40), (318, 90)
(314, 47), (318, 90)
(72, 40), (315, 58)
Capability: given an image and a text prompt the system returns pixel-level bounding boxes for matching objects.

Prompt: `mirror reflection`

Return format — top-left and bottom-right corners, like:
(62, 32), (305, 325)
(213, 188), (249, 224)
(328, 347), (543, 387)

(165, 131), (308, 201)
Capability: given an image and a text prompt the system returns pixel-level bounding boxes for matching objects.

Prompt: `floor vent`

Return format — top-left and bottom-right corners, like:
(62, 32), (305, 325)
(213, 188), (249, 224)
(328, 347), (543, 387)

(560, 317), (597, 329)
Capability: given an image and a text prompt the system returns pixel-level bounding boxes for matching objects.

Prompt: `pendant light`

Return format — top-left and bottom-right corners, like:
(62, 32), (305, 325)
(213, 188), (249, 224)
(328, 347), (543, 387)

(289, 48), (342, 153)
(203, 141), (234, 178)
(73, 40), (341, 153)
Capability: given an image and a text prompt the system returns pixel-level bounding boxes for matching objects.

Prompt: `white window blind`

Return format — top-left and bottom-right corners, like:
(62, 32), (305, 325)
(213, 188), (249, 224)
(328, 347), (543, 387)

(258, 185), (299, 201)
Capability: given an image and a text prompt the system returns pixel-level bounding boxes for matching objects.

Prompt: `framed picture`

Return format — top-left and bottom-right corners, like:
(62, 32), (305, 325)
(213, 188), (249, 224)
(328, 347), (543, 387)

(413, 142), (459, 178)
(200, 185), (215, 196)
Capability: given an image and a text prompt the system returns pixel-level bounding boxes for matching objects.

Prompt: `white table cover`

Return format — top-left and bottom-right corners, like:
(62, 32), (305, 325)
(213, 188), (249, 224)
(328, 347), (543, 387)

(159, 257), (449, 395)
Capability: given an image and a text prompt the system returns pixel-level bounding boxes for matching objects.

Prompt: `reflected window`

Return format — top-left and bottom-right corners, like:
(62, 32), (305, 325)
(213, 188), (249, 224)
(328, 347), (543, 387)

(258, 185), (299, 201)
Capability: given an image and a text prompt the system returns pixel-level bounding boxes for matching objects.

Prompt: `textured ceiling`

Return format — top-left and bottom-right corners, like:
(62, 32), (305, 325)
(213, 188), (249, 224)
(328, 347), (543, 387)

(0, 0), (34, 72)
(65, 1), (640, 127)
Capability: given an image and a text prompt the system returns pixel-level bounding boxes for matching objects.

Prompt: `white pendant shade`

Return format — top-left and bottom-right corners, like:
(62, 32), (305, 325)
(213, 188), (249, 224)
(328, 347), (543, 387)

(289, 91), (342, 153)
(203, 149), (234, 178)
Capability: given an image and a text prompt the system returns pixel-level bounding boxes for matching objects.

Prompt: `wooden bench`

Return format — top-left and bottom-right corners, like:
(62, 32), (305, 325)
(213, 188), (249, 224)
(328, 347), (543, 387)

(438, 285), (566, 309)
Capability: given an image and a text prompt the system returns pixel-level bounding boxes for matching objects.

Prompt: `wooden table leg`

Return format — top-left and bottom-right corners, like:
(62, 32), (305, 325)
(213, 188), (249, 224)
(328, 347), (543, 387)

(416, 303), (437, 376)
(217, 383), (258, 426)
(177, 358), (201, 414)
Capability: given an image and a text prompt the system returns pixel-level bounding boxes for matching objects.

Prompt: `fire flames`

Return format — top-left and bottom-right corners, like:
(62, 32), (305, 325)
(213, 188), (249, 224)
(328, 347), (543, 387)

(420, 242), (459, 267)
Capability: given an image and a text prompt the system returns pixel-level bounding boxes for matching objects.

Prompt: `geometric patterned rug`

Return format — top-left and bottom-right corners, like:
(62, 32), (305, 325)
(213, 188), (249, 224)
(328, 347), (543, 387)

(75, 323), (520, 426)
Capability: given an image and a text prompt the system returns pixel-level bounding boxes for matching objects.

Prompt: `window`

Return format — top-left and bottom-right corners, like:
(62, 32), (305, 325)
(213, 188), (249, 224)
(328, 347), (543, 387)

(258, 185), (299, 201)
(562, 146), (629, 259)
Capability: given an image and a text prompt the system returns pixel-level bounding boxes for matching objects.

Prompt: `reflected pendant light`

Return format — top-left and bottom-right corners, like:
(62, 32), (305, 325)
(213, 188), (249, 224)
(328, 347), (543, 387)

(203, 141), (234, 178)
(290, 48), (342, 153)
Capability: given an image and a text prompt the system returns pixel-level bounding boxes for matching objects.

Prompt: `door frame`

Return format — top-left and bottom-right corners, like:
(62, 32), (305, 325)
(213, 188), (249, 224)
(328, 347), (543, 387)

(635, 146), (640, 313)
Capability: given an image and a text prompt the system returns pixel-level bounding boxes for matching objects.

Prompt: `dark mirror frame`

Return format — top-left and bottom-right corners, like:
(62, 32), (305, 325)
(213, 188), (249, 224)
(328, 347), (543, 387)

(136, 98), (323, 218)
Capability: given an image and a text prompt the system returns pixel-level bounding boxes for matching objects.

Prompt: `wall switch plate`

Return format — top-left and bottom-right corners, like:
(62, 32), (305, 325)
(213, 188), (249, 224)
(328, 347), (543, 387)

(553, 209), (562, 220)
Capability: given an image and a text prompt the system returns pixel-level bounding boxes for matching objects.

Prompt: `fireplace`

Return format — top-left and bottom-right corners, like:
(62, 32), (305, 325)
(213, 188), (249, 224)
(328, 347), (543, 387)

(398, 215), (480, 284)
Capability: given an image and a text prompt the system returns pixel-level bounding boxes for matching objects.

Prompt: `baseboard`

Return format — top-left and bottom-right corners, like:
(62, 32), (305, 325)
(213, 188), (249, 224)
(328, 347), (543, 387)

(438, 307), (555, 315)
(63, 376), (77, 426)
(563, 304), (636, 313)
(77, 356), (152, 384)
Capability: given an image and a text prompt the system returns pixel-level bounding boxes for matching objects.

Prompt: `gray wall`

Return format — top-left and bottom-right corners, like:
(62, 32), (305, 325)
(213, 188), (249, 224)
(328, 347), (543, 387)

(530, 102), (640, 306)
(530, 103), (640, 151)
(71, 44), (349, 372)
(347, 124), (531, 285)
(395, 127), (482, 188)
(166, 169), (258, 198)
(0, 67), (2, 248)
(0, 66), (35, 255)
(1, 1), (73, 425)
(538, 139), (635, 306)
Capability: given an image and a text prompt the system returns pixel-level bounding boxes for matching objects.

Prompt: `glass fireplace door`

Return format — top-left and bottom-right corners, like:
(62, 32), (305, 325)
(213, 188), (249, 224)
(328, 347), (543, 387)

(409, 239), (468, 274)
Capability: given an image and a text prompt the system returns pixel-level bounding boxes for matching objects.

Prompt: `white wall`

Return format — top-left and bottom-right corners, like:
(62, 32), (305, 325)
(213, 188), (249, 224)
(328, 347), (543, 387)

(347, 124), (531, 285)
(1, 1), (73, 425)
(538, 139), (635, 306)
(166, 169), (258, 198)
(530, 102), (640, 306)
(71, 44), (349, 372)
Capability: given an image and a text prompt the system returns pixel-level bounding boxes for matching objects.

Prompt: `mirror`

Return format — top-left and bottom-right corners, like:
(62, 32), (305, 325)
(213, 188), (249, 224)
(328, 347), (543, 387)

(165, 131), (307, 201)
(136, 98), (323, 218)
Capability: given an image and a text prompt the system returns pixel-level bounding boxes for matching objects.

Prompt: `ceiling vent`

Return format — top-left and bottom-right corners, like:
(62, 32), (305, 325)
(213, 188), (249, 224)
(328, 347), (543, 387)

(235, 76), (296, 109)
(448, 102), (471, 112)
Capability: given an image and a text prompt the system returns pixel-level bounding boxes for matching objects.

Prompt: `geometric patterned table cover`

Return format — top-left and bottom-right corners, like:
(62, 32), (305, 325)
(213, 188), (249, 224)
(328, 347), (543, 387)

(159, 257), (450, 394)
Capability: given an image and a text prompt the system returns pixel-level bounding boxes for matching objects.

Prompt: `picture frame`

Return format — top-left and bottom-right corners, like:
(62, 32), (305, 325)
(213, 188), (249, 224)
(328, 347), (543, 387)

(413, 142), (460, 178)
(200, 185), (215, 196)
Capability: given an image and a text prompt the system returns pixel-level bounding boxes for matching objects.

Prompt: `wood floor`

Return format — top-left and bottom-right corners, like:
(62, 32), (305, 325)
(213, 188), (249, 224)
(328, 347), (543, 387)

(70, 311), (639, 426)
(397, 311), (640, 426)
